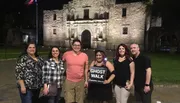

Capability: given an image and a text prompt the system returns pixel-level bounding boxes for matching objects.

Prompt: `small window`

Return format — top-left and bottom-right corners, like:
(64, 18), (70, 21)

(67, 14), (71, 20)
(94, 13), (98, 19)
(53, 29), (56, 35)
(76, 15), (79, 19)
(71, 34), (74, 38)
(99, 32), (103, 38)
(122, 8), (127, 17)
(53, 14), (56, 20)
(104, 12), (109, 19)
(84, 9), (89, 19)
(123, 27), (128, 34)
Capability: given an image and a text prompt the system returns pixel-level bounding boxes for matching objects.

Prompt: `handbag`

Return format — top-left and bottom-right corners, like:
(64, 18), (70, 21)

(47, 82), (58, 96)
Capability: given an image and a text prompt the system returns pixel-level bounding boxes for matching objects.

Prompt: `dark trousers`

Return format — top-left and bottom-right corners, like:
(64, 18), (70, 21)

(19, 88), (40, 103)
(47, 88), (61, 103)
(134, 86), (153, 103)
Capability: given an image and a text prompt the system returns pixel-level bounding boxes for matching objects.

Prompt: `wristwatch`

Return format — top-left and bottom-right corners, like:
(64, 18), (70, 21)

(145, 84), (150, 86)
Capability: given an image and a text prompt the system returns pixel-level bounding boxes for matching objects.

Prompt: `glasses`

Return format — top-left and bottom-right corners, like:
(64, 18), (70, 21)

(73, 44), (81, 47)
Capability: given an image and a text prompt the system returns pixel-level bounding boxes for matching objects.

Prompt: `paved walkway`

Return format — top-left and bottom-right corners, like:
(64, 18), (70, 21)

(0, 50), (180, 103)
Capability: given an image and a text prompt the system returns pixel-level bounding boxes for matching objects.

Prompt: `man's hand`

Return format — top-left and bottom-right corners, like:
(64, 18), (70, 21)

(20, 87), (26, 94)
(84, 81), (88, 88)
(144, 86), (150, 93)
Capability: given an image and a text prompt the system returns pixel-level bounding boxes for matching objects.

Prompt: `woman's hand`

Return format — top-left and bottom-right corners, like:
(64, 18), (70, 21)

(103, 80), (110, 84)
(43, 86), (49, 95)
(20, 87), (26, 94)
(125, 84), (132, 90)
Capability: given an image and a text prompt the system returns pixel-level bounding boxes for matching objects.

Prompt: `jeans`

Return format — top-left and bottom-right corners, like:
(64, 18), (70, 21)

(18, 88), (40, 103)
(47, 88), (61, 103)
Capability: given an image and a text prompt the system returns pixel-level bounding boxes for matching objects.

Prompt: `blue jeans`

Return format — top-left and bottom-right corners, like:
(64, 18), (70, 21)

(47, 88), (61, 103)
(18, 88), (40, 103)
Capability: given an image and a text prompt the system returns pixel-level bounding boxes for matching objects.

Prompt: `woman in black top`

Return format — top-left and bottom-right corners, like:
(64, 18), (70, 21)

(87, 47), (115, 103)
(113, 44), (135, 103)
(15, 42), (44, 103)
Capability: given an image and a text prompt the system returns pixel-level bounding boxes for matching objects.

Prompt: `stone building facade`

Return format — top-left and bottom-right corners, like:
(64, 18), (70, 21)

(43, 0), (147, 49)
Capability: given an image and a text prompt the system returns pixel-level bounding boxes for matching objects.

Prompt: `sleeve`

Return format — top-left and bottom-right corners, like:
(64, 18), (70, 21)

(85, 53), (88, 62)
(144, 56), (151, 69)
(128, 57), (133, 64)
(39, 57), (45, 67)
(62, 52), (67, 62)
(15, 57), (25, 80)
(42, 61), (49, 84)
(60, 60), (66, 77)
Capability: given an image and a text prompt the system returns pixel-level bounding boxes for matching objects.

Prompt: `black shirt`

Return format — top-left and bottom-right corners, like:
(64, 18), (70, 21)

(113, 59), (132, 87)
(133, 54), (153, 88)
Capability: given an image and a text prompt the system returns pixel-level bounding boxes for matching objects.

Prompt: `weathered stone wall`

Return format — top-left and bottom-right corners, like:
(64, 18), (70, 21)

(43, 10), (66, 46)
(108, 2), (146, 49)
(43, 0), (146, 49)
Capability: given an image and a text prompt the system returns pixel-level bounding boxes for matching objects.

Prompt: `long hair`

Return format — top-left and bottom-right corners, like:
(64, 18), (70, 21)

(19, 42), (38, 57)
(48, 46), (61, 59)
(115, 43), (131, 61)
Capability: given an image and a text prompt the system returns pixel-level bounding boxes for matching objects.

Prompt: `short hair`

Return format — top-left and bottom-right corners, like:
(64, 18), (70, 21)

(72, 39), (81, 45)
(130, 43), (139, 48)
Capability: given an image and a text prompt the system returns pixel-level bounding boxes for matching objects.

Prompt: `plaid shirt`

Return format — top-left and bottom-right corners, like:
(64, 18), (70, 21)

(42, 58), (65, 88)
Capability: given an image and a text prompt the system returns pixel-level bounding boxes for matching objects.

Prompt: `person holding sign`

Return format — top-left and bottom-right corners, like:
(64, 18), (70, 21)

(87, 46), (115, 103)
(113, 44), (135, 103)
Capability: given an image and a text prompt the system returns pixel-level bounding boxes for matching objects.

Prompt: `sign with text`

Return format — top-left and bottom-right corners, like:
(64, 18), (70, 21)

(89, 66), (107, 84)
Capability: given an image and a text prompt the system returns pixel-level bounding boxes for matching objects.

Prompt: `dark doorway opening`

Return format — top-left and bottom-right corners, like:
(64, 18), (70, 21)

(81, 30), (91, 48)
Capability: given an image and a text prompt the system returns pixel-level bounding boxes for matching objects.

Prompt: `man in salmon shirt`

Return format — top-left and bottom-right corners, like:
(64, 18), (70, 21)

(63, 39), (88, 103)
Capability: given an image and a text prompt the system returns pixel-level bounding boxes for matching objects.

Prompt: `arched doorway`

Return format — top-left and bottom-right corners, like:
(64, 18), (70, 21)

(81, 30), (91, 48)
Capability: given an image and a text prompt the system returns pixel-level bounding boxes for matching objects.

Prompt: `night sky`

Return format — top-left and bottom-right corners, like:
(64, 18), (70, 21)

(2, 0), (147, 11)
(1, 0), (180, 44)
(1, 0), (180, 26)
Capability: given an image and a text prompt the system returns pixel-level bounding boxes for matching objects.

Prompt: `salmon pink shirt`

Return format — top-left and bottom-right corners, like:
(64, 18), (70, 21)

(63, 51), (88, 82)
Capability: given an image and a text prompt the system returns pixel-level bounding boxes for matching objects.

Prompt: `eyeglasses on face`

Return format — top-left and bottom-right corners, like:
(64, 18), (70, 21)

(73, 44), (81, 47)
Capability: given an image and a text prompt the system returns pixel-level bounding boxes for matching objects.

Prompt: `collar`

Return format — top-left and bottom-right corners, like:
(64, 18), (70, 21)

(49, 58), (61, 62)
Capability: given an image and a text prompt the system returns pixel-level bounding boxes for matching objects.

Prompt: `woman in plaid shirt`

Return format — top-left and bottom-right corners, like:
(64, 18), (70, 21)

(42, 46), (65, 103)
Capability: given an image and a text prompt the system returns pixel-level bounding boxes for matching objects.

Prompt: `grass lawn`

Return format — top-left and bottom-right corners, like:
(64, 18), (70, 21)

(0, 47), (49, 59)
(0, 47), (67, 59)
(147, 53), (180, 84)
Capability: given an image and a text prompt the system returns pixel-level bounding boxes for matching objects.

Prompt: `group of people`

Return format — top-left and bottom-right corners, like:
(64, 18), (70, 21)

(15, 39), (153, 103)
